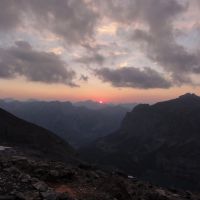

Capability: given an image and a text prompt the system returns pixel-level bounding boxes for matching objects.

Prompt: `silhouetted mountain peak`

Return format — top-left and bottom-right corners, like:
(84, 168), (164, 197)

(178, 93), (199, 100)
(82, 94), (200, 191)
(132, 104), (150, 112)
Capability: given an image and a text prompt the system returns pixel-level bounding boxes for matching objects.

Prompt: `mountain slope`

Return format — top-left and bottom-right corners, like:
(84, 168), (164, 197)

(81, 93), (200, 191)
(0, 100), (128, 147)
(0, 107), (75, 161)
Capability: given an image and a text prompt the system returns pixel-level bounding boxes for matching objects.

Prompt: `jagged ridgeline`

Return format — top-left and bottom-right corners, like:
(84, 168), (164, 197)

(81, 93), (200, 191)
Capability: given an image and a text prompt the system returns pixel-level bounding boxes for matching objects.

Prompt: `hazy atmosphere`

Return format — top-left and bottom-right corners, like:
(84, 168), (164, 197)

(1, 0), (200, 103)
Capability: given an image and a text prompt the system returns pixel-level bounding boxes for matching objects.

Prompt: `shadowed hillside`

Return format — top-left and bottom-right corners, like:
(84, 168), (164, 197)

(81, 93), (200, 191)
(0, 107), (75, 162)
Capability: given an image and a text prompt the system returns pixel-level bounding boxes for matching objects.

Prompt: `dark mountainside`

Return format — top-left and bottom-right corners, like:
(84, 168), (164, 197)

(0, 107), (75, 162)
(0, 100), (128, 148)
(81, 93), (200, 191)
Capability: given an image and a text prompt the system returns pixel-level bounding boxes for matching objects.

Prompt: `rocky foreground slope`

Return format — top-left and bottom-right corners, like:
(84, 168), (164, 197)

(0, 147), (199, 200)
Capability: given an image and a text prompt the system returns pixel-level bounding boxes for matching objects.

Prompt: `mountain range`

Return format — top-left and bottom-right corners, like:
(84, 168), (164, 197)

(74, 100), (137, 110)
(0, 100), (131, 147)
(1, 93), (200, 191)
(81, 93), (200, 191)
(1, 93), (200, 197)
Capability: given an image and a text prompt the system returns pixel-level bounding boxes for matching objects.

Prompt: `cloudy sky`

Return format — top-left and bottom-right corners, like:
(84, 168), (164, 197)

(0, 0), (200, 103)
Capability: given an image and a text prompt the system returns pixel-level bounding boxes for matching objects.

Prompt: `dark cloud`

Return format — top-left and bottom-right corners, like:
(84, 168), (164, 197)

(0, 0), (98, 44)
(196, 0), (200, 7)
(80, 75), (89, 82)
(95, 0), (186, 30)
(94, 0), (185, 26)
(0, 41), (77, 86)
(0, 0), (22, 31)
(24, 0), (99, 44)
(93, 0), (138, 24)
(128, 0), (200, 84)
(96, 0), (200, 85)
(132, 29), (200, 82)
(95, 67), (172, 89)
(126, 0), (200, 85)
(75, 53), (105, 65)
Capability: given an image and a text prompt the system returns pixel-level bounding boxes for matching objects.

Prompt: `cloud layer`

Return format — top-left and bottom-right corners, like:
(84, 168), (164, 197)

(98, 0), (200, 85)
(0, 0), (22, 31)
(128, 0), (200, 84)
(95, 67), (171, 89)
(25, 0), (98, 44)
(75, 53), (105, 65)
(0, 41), (76, 86)
(0, 0), (98, 44)
(0, 0), (200, 89)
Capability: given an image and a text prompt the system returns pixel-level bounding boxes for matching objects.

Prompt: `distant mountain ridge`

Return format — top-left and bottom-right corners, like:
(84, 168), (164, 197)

(81, 93), (200, 191)
(0, 100), (130, 147)
(74, 100), (109, 110)
(74, 100), (137, 110)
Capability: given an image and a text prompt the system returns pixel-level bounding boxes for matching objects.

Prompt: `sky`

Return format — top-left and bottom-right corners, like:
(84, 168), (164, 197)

(0, 0), (200, 103)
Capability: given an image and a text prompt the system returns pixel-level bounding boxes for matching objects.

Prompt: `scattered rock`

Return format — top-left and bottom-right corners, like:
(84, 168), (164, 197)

(15, 191), (40, 200)
(4, 166), (20, 174)
(33, 181), (49, 192)
(19, 173), (31, 183)
(49, 170), (59, 178)
(41, 190), (58, 200)
(0, 195), (15, 200)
